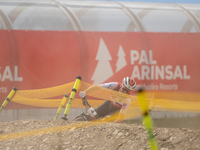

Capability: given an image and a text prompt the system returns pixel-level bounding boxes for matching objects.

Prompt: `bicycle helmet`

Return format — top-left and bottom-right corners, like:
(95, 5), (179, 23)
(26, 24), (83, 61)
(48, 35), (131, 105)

(122, 77), (136, 91)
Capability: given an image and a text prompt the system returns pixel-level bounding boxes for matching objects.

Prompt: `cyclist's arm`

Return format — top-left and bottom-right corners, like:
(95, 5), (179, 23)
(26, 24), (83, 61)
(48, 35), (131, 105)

(84, 85), (101, 95)
(84, 82), (118, 95)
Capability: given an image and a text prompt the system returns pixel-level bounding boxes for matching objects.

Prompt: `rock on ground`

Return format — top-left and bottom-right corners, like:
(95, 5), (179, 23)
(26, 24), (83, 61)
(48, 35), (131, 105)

(0, 119), (200, 150)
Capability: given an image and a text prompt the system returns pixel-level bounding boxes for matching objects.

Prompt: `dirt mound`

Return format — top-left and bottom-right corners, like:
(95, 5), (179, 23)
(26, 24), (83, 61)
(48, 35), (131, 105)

(0, 119), (200, 150)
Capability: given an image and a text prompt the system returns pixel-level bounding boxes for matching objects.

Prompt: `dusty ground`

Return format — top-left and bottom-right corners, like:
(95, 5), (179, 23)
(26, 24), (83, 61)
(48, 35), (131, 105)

(0, 119), (200, 150)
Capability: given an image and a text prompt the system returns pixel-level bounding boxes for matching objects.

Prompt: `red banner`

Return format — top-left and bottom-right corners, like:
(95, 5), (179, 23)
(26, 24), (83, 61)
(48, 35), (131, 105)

(0, 30), (200, 109)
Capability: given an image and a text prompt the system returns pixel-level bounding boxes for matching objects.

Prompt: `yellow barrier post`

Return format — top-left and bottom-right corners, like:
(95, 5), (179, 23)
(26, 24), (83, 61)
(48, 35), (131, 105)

(0, 87), (17, 114)
(62, 76), (81, 121)
(137, 88), (158, 150)
(53, 94), (69, 121)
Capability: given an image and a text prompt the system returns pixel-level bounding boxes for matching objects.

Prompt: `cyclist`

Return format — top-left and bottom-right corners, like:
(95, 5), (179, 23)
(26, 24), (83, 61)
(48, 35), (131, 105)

(79, 77), (136, 123)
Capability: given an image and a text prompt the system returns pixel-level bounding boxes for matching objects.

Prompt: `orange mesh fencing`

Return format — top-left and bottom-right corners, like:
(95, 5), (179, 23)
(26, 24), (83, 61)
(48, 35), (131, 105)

(9, 81), (200, 114)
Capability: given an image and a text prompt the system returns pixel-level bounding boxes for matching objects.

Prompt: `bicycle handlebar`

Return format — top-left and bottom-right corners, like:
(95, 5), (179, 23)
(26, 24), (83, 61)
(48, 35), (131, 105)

(82, 97), (91, 108)
(81, 97), (99, 119)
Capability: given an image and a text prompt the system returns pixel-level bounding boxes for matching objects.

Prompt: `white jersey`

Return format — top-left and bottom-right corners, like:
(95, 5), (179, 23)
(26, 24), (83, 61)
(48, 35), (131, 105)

(100, 82), (131, 115)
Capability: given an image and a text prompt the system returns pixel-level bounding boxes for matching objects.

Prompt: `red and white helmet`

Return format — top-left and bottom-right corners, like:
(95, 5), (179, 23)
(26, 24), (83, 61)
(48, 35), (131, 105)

(122, 77), (136, 91)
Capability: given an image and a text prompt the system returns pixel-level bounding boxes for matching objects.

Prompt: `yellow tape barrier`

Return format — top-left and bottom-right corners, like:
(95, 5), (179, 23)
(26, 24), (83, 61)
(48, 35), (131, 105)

(2, 81), (199, 113)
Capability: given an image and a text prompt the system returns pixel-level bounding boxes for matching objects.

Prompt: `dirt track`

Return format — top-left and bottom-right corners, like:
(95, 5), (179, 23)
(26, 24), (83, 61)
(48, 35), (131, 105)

(0, 119), (200, 150)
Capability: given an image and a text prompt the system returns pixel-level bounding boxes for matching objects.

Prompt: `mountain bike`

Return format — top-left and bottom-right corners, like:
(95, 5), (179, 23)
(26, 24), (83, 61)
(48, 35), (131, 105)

(71, 97), (99, 121)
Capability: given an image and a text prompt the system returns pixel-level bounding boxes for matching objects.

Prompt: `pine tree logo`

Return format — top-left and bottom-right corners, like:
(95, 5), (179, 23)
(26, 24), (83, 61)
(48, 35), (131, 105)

(116, 45), (127, 73)
(91, 38), (114, 85)
(91, 38), (127, 84)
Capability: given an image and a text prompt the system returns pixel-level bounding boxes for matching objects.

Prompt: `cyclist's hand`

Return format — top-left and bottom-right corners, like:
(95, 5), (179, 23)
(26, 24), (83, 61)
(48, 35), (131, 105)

(79, 91), (86, 98)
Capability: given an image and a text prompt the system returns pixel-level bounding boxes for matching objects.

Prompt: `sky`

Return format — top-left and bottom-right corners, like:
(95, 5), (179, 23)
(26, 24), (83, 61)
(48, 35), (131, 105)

(87, 0), (200, 4)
